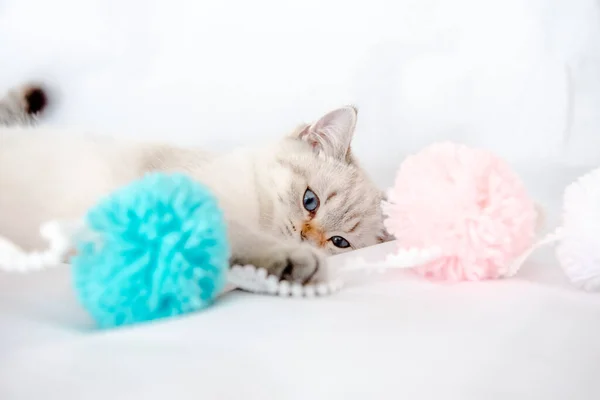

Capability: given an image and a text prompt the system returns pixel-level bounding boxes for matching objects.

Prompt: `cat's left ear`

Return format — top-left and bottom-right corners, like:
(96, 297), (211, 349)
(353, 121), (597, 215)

(296, 106), (357, 161)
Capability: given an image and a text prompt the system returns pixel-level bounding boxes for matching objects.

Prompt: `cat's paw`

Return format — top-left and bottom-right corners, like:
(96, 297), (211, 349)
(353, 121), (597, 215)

(233, 243), (327, 284)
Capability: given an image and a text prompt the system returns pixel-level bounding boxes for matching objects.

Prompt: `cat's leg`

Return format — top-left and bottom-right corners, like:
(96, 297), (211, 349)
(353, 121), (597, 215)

(227, 219), (326, 284)
(0, 84), (48, 126)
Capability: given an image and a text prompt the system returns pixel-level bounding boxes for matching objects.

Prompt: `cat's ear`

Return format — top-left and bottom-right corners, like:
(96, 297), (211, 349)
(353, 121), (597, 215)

(296, 106), (357, 161)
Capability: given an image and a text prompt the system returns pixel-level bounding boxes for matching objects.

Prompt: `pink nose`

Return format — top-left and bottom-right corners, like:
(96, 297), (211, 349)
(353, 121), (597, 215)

(301, 223), (327, 247)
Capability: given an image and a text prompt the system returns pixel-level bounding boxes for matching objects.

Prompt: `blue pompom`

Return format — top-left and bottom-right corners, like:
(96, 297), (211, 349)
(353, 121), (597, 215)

(72, 173), (230, 329)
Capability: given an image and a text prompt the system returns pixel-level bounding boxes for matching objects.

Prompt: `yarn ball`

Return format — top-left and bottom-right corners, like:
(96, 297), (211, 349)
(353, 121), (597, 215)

(72, 173), (230, 328)
(556, 167), (600, 291)
(382, 142), (537, 281)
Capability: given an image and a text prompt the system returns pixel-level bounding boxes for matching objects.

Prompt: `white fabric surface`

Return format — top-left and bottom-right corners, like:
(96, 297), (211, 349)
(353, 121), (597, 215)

(2, 164), (600, 400)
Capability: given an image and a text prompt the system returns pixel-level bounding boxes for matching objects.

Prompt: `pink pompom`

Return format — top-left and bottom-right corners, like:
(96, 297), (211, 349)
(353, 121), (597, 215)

(382, 142), (537, 281)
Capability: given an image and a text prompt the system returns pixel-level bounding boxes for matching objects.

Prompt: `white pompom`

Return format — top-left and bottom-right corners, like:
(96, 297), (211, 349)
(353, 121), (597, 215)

(304, 285), (316, 298)
(556, 167), (600, 291)
(278, 280), (291, 296)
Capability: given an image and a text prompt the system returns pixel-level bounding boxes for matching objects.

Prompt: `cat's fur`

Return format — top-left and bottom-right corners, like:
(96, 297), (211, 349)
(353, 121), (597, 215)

(0, 84), (388, 283)
(0, 84), (47, 126)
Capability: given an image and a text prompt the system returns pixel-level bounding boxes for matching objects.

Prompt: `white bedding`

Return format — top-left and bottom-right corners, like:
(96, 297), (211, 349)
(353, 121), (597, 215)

(2, 165), (600, 400)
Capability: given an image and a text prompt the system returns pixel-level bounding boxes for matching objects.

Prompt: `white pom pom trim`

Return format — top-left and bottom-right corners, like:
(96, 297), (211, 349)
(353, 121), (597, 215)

(227, 246), (442, 297)
(0, 221), (83, 272)
(228, 265), (344, 297)
(0, 220), (442, 298)
(337, 246), (442, 274)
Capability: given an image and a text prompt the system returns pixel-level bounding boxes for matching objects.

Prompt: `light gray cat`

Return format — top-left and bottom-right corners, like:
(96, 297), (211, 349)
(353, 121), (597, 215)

(0, 84), (47, 126)
(0, 83), (389, 284)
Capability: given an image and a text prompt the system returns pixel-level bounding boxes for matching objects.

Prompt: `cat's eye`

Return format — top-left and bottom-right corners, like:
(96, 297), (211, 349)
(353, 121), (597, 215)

(303, 188), (320, 212)
(330, 236), (351, 249)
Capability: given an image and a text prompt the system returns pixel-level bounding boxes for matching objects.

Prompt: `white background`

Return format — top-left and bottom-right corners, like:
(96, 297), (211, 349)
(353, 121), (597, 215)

(1, 0), (600, 186)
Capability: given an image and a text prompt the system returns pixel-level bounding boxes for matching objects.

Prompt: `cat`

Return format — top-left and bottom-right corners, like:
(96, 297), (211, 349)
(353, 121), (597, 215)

(0, 83), (389, 284)
(0, 84), (47, 126)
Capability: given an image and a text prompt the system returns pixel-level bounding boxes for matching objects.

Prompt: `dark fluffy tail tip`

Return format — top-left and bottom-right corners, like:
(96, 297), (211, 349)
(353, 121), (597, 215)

(23, 86), (48, 115)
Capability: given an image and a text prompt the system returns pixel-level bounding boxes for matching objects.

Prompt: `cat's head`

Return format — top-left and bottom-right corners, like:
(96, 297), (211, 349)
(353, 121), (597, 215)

(267, 106), (392, 255)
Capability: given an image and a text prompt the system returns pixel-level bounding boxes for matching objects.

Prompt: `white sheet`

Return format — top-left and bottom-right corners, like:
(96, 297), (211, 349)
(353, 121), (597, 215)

(2, 164), (600, 400)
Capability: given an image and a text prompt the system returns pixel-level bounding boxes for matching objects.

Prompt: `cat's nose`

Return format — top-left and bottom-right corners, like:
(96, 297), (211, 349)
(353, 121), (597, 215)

(301, 222), (327, 247)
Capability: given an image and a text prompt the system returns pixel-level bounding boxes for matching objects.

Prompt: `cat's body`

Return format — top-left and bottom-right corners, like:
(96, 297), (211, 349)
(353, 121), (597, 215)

(0, 84), (388, 283)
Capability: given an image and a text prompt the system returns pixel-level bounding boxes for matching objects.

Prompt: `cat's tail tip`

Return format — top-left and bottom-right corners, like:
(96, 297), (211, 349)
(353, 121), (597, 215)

(20, 84), (49, 116)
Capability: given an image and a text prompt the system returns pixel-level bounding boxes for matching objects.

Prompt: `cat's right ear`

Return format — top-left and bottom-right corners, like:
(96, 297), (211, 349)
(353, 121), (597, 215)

(294, 106), (358, 162)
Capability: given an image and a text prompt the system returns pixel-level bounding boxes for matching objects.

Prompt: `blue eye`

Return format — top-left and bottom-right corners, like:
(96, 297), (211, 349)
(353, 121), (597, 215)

(303, 188), (320, 212)
(330, 236), (351, 249)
